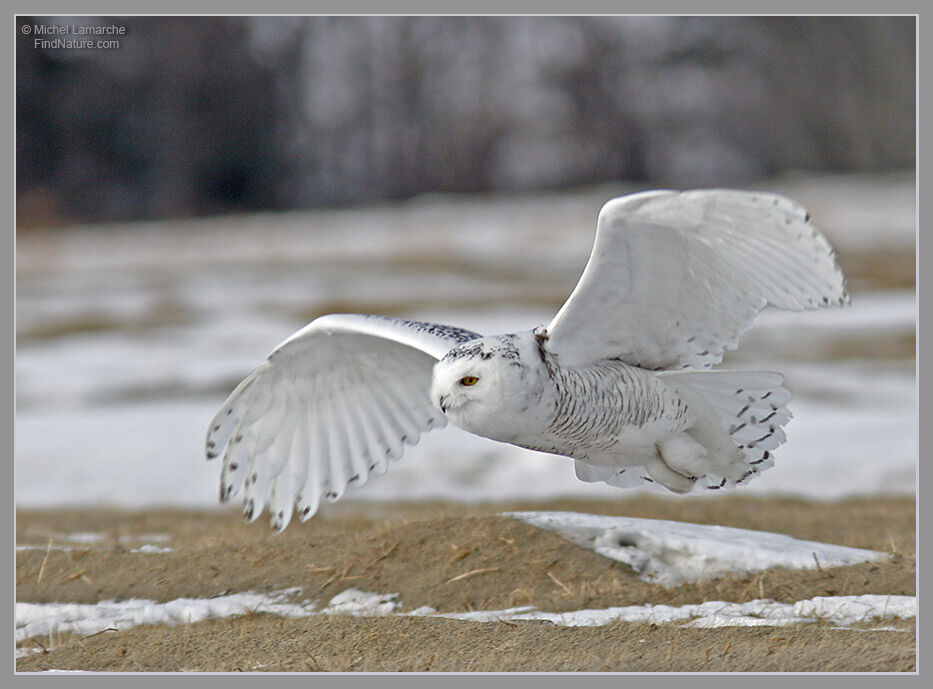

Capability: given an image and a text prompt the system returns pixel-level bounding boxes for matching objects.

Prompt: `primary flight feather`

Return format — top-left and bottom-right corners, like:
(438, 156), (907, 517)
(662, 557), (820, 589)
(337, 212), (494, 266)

(206, 189), (848, 531)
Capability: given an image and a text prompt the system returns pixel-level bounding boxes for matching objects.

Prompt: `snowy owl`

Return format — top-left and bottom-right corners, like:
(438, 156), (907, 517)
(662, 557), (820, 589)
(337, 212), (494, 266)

(206, 189), (848, 531)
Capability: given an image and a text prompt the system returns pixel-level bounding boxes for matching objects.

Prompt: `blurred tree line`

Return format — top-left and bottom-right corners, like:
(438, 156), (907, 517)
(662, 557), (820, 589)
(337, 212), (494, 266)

(16, 15), (915, 226)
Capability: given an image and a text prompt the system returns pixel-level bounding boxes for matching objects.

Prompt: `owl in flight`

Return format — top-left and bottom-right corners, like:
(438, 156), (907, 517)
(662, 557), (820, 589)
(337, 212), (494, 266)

(206, 189), (848, 531)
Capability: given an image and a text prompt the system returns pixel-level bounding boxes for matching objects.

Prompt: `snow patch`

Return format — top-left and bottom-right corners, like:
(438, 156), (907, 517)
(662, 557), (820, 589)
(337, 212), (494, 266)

(322, 589), (401, 616)
(16, 533), (173, 553)
(15, 586), (409, 651)
(507, 511), (887, 586)
(15, 588), (316, 645)
(17, 590), (914, 654)
(129, 544), (173, 554)
(436, 595), (915, 629)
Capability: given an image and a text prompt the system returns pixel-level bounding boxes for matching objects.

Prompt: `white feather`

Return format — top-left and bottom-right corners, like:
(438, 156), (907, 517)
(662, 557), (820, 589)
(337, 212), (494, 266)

(545, 189), (848, 369)
(207, 314), (480, 523)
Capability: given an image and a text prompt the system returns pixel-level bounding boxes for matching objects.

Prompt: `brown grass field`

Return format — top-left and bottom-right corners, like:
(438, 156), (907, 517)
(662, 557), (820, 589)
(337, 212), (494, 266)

(16, 495), (915, 673)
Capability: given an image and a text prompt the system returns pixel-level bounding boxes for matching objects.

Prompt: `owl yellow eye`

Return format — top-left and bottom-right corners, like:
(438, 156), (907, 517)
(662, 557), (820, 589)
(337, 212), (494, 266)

(459, 376), (479, 386)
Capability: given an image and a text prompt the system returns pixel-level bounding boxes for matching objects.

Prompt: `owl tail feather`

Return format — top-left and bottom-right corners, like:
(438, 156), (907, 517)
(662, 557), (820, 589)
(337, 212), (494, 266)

(659, 369), (792, 488)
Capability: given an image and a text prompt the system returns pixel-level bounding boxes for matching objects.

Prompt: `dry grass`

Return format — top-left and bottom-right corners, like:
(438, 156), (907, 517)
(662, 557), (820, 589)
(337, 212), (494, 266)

(16, 495), (915, 672)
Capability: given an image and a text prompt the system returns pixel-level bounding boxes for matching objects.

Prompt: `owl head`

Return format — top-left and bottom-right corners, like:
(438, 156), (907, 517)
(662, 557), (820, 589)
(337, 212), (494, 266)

(430, 332), (545, 443)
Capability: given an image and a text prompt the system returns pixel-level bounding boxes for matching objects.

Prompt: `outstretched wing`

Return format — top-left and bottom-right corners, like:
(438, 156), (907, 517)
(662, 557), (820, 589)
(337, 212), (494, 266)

(544, 189), (849, 370)
(206, 314), (481, 531)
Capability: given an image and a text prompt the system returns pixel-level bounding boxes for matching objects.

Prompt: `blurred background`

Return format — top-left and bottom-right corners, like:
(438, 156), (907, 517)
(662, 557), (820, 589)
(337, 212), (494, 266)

(17, 15), (915, 225)
(15, 16), (917, 514)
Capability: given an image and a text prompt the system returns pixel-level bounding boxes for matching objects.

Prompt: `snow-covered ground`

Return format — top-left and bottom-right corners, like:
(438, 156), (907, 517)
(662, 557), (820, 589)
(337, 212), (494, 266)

(15, 173), (916, 510)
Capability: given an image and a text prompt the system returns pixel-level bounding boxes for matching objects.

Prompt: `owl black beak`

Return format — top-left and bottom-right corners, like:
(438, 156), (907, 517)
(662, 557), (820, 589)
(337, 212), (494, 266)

(438, 394), (449, 414)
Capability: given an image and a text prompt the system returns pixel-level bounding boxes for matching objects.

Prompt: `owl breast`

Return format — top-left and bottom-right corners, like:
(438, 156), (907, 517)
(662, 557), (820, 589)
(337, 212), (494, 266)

(513, 358), (690, 459)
